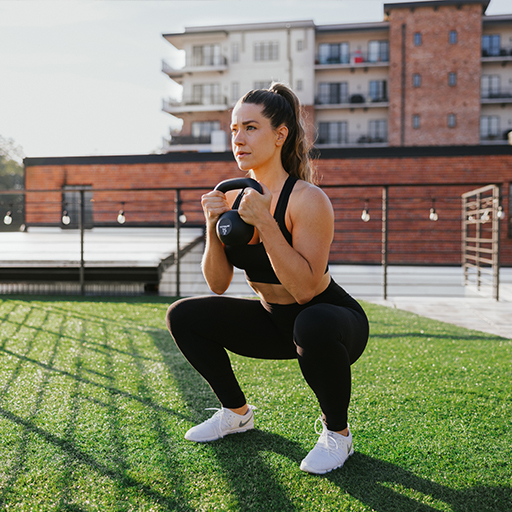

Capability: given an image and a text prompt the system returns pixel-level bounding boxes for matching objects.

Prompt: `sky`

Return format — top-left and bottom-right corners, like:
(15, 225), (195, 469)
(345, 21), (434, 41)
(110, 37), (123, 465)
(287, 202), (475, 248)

(0, 0), (511, 160)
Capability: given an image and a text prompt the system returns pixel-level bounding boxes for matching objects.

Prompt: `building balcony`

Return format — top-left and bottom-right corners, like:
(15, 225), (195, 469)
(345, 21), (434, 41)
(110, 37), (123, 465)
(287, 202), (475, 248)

(316, 134), (388, 147)
(162, 131), (228, 153)
(480, 131), (512, 145)
(481, 88), (512, 104)
(315, 50), (389, 69)
(481, 46), (512, 61)
(161, 57), (228, 78)
(162, 95), (230, 114)
(315, 94), (389, 109)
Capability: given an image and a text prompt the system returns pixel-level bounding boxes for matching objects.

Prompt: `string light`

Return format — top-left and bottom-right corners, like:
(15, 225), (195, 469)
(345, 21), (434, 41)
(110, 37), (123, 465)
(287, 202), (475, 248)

(429, 199), (438, 221)
(179, 212), (187, 224)
(480, 209), (490, 223)
(361, 199), (370, 222)
(117, 202), (126, 224)
(3, 210), (12, 225)
(497, 205), (504, 220)
(61, 210), (71, 225)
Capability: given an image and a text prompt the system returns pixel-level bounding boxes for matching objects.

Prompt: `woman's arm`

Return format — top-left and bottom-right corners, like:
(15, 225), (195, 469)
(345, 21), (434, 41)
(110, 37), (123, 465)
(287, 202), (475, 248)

(200, 190), (235, 294)
(240, 183), (334, 304)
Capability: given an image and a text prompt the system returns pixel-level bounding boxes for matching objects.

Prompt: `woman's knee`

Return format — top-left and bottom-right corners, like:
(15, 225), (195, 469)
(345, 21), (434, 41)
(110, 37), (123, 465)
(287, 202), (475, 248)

(166, 297), (196, 339)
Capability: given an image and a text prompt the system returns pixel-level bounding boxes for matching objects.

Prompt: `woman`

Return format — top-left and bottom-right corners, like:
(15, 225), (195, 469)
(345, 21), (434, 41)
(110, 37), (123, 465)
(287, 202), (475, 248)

(166, 83), (369, 475)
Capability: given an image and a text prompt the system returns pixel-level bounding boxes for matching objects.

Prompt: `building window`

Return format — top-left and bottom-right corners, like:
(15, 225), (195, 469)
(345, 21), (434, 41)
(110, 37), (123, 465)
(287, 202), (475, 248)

(232, 43), (239, 63)
(318, 122), (348, 144)
(482, 34), (501, 56)
(297, 40), (304, 51)
(414, 32), (422, 46)
(368, 40), (389, 62)
(449, 30), (458, 44)
(413, 114), (421, 129)
(254, 81), (272, 90)
(369, 80), (387, 102)
(296, 79), (303, 91)
(191, 121), (221, 141)
(480, 116), (500, 139)
(231, 82), (239, 103)
(448, 114), (457, 128)
(448, 72), (457, 87)
(318, 42), (350, 64)
(254, 41), (279, 61)
(481, 75), (500, 98)
(413, 73), (421, 87)
(369, 120), (387, 142)
(192, 44), (221, 66)
(192, 83), (221, 105)
(317, 82), (349, 104)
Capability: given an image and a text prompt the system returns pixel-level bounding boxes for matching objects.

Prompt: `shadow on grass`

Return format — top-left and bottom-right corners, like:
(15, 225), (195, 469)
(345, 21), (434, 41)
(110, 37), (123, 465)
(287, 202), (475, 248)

(154, 327), (512, 512)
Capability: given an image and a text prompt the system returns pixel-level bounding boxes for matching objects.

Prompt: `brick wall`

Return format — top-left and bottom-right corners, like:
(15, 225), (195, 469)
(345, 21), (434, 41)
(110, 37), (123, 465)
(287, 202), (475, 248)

(24, 146), (512, 265)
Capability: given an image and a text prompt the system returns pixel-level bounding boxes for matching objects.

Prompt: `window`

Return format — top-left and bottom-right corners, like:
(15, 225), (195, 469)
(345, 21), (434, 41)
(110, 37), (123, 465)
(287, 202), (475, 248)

(191, 83), (221, 105)
(297, 40), (304, 51)
(448, 114), (457, 128)
(62, 185), (93, 229)
(481, 75), (500, 98)
(369, 120), (387, 142)
(368, 40), (389, 62)
(231, 82), (239, 103)
(480, 116), (500, 139)
(414, 32), (422, 46)
(318, 42), (350, 64)
(413, 114), (421, 129)
(318, 122), (348, 144)
(449, 30), (458, 44)
(232, 43), (239, 63)
(192, 44), (221, 66)
(482, 34), (501, 56)
(317, 82), (349, 104)
(413, 73), (421, 87)
(296, 79), (303, 91)
(254, 81), (272, 90)
(254, 42), (279, 61)
(191, 121), (221, 141)
(369, 80), (387, 102)
(448, 72), (457, 87)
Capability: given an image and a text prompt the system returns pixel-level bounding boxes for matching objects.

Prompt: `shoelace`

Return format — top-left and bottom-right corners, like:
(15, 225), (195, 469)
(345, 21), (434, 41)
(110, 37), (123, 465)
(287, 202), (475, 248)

(314, 417), (339, 451)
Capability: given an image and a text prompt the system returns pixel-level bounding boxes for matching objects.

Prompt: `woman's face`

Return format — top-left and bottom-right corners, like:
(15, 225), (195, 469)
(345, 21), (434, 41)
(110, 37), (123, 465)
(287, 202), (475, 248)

(230, 101), (286, 172)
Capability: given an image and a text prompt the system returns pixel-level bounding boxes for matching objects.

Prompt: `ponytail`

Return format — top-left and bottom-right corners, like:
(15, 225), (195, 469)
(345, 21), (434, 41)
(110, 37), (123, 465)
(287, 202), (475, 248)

(240, 82), (316, 184)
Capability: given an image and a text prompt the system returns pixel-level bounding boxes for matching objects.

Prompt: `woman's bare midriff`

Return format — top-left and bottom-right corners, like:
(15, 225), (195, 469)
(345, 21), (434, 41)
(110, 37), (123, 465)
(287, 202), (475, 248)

(248, 272), (331, 305)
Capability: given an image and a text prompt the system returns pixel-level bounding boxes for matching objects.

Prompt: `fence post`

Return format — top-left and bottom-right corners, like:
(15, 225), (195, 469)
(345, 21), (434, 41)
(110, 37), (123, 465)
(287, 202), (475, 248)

(382, 185), (388, 300)
(79, 189), (85, 295)
(175, 189), (181, 298)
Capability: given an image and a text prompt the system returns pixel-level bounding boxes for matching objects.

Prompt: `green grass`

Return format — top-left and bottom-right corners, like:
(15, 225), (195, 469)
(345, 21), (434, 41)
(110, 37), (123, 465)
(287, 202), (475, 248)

(0, 296), (510, 511)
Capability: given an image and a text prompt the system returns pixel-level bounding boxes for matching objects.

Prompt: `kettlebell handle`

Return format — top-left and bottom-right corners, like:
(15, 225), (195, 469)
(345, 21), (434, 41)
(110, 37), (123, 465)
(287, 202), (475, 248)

(214, 177), (263, 196)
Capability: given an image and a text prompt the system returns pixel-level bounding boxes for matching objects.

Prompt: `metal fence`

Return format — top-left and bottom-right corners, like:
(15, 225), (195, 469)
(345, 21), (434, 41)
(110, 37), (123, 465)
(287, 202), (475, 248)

(0, 182), (509, 299)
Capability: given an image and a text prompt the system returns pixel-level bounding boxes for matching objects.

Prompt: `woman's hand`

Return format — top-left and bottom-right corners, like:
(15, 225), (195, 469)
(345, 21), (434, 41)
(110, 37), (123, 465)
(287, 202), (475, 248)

(237, 181), (272, 227)
(201, 190), (230, 229)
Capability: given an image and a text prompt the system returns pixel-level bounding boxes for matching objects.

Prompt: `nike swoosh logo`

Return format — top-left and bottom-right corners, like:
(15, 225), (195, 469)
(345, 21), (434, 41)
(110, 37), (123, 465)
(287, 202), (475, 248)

(239, 414), (252, 428)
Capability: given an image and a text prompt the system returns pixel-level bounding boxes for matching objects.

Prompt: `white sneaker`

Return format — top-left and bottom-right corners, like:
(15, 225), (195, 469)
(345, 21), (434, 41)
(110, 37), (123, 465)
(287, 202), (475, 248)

(184, 406), (255, 442)
(300, 419), (354, 474)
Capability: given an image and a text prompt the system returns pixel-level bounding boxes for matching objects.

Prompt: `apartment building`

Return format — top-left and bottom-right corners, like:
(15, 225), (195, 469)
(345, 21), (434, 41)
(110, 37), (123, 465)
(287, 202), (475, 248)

(161, 0), (512, 152)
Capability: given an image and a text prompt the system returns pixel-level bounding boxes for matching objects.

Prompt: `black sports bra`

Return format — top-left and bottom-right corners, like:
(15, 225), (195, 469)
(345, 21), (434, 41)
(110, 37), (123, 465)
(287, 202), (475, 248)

(225, 175), (328, 284)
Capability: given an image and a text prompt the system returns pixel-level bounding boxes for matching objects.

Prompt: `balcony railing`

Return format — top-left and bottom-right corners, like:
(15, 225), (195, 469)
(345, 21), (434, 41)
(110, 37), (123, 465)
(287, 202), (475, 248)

(315, 50), (389, 66)
(481, 46), (512, 58)
(169, 135), (212, 146)
(481, 87), (512, 102)
(315, 93), (389, 107)
(316, 134), (388, 146)
(162, 95), (229, 113)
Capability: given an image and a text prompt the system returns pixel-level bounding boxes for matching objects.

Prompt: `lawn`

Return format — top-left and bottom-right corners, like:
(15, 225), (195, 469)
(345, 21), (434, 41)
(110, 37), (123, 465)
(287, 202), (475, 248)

(0, 296), (510, 511)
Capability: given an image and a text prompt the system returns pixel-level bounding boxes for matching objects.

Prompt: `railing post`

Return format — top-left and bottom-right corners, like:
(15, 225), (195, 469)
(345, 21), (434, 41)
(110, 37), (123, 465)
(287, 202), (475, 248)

(382, 185), (388, 300)
(175, 189), (181, 298)
(79, 189), (85, 295)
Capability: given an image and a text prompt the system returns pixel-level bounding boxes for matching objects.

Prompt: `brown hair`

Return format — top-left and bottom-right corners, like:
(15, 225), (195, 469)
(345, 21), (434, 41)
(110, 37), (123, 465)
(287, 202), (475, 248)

(240, 82), (316, 184)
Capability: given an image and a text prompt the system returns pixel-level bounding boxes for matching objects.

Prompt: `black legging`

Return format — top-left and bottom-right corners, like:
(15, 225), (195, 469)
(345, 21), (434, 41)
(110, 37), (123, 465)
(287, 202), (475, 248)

(166, 279), (369, 431)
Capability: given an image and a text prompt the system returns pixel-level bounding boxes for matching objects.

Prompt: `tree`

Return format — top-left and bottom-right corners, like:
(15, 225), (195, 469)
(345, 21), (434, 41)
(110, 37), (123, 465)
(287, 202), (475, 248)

(0, 135), (25, 230)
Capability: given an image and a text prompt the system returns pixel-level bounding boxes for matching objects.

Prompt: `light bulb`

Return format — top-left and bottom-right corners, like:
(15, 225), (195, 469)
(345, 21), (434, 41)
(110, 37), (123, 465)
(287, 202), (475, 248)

(3, 212), (12, 225)
(361, 208), (370, 222)
(429, 208), (438, 221)
(481, 209), (490, 223)
(497, 206), (504, 220)
(117, 211), (126, 224)
(62, 211), (71, 225)
(179, 213), (187, 224)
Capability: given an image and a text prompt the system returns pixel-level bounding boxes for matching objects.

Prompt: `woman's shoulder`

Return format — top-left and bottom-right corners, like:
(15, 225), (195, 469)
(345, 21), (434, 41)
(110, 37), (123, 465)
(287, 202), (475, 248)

(290, 179), (334, 216)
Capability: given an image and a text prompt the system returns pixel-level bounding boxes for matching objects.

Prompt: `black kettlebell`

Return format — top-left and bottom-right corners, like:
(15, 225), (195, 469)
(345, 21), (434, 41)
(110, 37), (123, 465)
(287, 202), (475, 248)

(214, 178), (263, 245)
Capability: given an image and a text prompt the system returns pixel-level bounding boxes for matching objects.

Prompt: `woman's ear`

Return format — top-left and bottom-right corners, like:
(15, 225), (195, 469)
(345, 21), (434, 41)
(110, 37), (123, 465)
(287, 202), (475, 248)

(275, 125), (289, 147)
